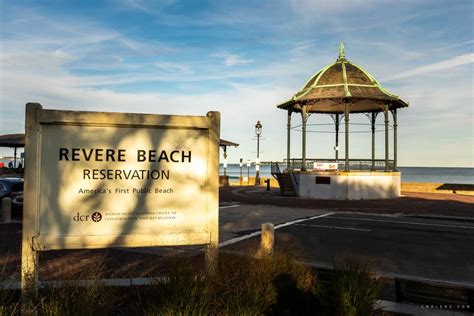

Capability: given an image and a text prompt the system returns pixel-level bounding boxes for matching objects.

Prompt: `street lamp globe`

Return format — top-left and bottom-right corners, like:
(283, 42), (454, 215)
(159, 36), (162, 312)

(255, 120), (262, 136)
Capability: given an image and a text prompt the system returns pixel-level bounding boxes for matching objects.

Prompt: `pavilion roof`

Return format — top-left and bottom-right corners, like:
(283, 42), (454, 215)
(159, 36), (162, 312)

(277, 43), (409, 114)
(0, 133), (25, 148)
(219, 139), (239, 148)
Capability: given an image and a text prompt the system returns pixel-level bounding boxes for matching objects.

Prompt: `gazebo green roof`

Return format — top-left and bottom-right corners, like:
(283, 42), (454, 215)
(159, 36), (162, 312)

(277, 43), (409, 113)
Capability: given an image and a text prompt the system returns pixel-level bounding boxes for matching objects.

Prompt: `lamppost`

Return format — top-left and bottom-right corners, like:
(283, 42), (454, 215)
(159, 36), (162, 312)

(239, 158), (243, 185)
(255, 120), (262, 185)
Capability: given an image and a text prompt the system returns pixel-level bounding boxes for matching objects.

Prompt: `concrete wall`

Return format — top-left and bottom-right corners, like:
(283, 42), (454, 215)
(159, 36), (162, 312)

(229, 176), (279, 187)
(293, 171), (401, 200)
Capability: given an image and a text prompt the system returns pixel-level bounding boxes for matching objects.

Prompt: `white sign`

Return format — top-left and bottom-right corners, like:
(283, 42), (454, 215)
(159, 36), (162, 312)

(246, 158), (251, 167)
(313, 162), (338, 171)
(24, 104), (220, 250)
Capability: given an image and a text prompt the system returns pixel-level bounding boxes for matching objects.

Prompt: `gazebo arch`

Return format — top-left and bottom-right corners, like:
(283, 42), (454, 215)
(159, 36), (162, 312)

(273, 43), (409, 200)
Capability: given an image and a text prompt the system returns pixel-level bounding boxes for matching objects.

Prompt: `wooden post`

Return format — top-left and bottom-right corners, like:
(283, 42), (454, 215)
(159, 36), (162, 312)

(22, 103), (41, 313)
(261, 223), (274, 257)
(2, 197), (11, 223)
(205, 111), (220, 276)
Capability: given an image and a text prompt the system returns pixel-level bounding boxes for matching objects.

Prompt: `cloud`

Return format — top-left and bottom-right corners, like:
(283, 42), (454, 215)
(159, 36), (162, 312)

(380, 54), (474, 82)
(153, 62), (193, 75)
(211, 52), (252, 66)
(0, 56), (295, 161)
(290, 0), (378, 14)
(435, 40), (474, 51)
(117, 0), (177, 14)
(1, 1), (472, 166)
(0, 7), (178, 75)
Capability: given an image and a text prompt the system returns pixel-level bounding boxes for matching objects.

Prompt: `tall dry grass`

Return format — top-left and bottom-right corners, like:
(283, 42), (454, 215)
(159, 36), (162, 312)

(140, 251), (319, 315)
(0, 254), (20, 316)
(0, 252), (381, 315)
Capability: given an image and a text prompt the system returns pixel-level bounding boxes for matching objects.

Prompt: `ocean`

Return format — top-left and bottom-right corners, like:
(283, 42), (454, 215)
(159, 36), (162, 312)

(220, 164), (474, 184)
(1, 157), (472, 184)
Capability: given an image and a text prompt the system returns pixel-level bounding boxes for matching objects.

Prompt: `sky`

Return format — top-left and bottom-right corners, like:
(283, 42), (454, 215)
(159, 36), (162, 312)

(0, 0), (472, 167)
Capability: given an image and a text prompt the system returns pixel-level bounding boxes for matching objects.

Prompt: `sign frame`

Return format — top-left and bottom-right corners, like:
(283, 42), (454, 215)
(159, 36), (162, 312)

(21, 103), (220, 302)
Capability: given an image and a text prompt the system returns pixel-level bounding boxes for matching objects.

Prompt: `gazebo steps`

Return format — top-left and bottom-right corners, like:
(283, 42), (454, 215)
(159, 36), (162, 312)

(277, 173), (297, 196)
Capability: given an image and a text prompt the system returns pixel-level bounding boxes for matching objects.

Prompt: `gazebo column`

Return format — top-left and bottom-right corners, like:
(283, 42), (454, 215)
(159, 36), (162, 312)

(335, 114), (339, 161)
(301, 105), (308, 172)
(344, 102), (350, 172)
(287, 109), (292, 170)
(371, 113), (377, 171)
(384, 105), (389, 172)
(392, 108), (398, 171)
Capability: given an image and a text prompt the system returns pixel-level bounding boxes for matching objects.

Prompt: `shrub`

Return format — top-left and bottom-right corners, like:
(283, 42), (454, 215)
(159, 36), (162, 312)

(324, 257), (381, 316)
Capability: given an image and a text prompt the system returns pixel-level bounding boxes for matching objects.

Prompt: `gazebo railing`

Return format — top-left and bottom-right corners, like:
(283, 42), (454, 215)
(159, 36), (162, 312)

(273, 158), (395, 173)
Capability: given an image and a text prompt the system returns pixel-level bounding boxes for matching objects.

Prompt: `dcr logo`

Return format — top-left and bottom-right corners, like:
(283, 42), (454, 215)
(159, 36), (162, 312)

(73, 212), (102, 222)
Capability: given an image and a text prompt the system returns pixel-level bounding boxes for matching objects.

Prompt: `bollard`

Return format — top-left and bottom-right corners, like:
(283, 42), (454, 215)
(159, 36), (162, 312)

(265, 179), (270, 191)
(2, 197), (12, 223)
(261, 223), (274, 257)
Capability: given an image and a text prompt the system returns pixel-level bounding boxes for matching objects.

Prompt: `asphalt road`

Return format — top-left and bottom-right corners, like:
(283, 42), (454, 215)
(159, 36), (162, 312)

(219, 204), (474, 286)
(220, 186), (474, 217)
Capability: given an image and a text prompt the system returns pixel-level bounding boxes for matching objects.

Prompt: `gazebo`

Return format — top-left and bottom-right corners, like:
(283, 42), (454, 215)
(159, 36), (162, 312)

(0, 133), (25, 169)
(273, 43), (409, 199)
(220, 139), (239, 176)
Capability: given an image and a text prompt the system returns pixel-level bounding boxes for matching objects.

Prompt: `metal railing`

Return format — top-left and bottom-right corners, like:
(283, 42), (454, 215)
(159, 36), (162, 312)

(272, 158), (395, 174)
(270, 161), (282, 176)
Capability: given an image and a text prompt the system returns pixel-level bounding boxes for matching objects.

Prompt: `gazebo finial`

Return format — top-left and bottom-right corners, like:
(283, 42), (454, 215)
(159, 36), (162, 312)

(338, 42), (345, 60)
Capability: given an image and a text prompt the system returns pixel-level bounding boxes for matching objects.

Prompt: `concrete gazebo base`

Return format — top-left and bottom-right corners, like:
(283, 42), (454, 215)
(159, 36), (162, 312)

(291, 171), (401, 200)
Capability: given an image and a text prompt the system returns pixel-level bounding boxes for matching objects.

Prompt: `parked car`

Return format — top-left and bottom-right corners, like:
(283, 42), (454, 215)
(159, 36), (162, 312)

(12, 192), (23, 209)
(0, 177), (24, 217)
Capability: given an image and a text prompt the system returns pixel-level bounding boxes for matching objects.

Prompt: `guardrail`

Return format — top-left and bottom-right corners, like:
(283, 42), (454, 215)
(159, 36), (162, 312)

(272, 159), (395, 173)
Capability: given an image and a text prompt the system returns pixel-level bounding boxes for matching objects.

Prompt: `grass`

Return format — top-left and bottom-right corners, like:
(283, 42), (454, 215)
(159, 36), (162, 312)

(0, 254), (20, 316)
(0, 252), (381, 315)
